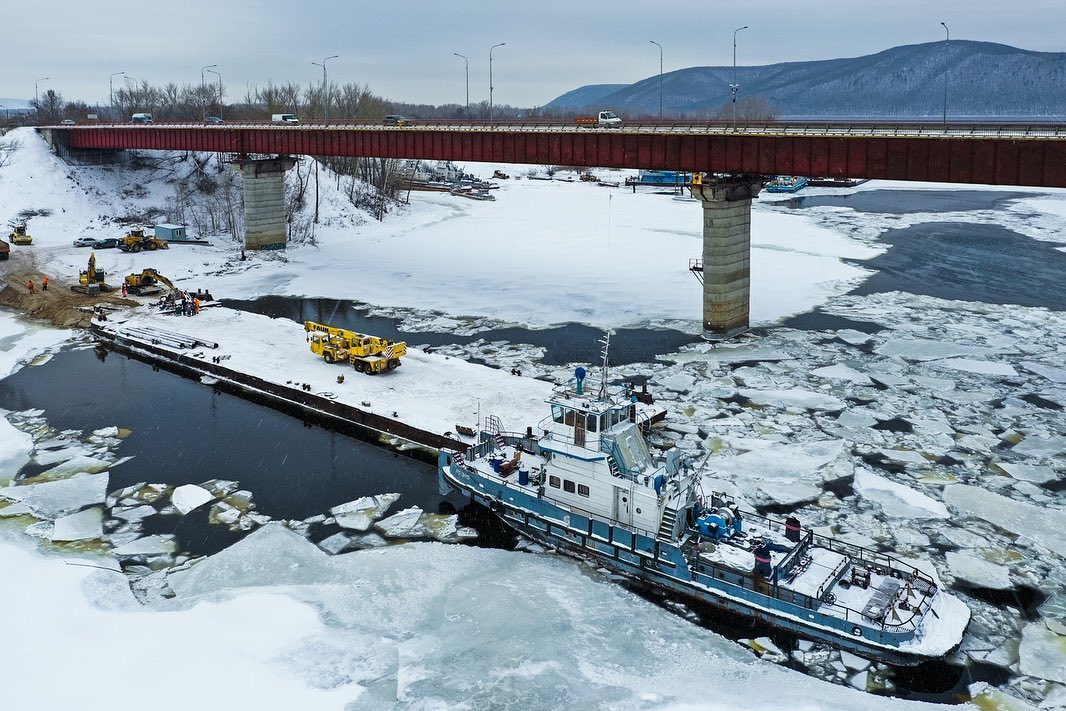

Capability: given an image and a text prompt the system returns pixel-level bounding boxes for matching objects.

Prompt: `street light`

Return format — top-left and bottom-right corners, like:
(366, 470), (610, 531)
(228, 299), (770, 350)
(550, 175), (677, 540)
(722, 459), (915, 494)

(109, 71), (126, 122)
(34, 77), (49, 124)
(312, 55), (339, 121)
(489, 42), (506, 123)
(650, 41), (663, 121)
(206, 67), (222, 120)
(453, 52), (469, 113)
(731, 26), (748, 130)
(940, 22), (949, 126)
(201, 64), (217, 121)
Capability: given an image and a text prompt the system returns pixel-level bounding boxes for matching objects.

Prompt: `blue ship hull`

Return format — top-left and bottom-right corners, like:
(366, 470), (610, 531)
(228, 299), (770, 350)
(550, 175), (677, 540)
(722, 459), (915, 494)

(439, 450), (953, 666)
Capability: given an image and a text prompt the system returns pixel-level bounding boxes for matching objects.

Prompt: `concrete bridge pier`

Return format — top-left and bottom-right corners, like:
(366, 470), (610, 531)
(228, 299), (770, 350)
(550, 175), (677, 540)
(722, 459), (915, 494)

(689, 175), (763, 340)
(234, 156), (296, 250)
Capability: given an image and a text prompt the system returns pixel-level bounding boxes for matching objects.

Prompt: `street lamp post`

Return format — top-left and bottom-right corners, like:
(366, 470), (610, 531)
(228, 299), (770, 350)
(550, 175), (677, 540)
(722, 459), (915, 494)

(940, 22), (949, 126)
(650, 41), (663, 120)
(311, 55), (339, 121)
(34, 77), (49, 124)
(201, 64), (217, 121)
(489, 42), (506, 123)
(109, 71), (125, 122)
(453, 53), (469, 113)
(206, 67), (222, 120)
(731, 26), (748, 130)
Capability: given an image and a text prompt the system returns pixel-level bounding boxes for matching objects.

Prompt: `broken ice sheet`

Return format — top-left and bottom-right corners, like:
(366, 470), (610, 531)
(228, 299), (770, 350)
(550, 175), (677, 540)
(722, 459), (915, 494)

(329, 493), (400, 532)
(1019, 621), (1066, 684)
(875, 338), (996, 361)
(737, 389), (845, 412)
(810, 363), (873, 385)
(52, 507), (104, 542)
(171, 484), (215, 515)
(0, 473), (108, 519)
(854, 468), (948, 519)
(992, 462), (1059, 485)
(946, 551), (1013, 590)
(933, 358), (1019, 377)
(944, 484), (1066, 554)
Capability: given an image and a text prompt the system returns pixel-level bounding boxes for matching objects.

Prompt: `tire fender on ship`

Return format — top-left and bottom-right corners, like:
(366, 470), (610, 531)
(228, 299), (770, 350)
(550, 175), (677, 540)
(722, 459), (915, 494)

(489, 499), (503, 513)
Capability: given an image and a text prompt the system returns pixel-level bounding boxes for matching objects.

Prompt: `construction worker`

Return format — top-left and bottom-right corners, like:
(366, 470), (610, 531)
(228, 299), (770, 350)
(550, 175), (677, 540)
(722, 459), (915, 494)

(121, 283), (127, 297)
(42, 276), (48, 291)
(27, 280), (34, 293)
(193, 297), (201, 315)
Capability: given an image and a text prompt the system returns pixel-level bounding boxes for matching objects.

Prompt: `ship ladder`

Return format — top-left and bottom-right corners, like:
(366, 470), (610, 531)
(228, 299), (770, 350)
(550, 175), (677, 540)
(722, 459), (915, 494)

(657, 506), (678, 540)
(606, 455), (623, 478)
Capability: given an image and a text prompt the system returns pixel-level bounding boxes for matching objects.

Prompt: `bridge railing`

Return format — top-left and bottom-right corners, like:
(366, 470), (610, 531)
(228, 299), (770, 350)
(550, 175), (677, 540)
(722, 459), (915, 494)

(43, 119), (1066, 139)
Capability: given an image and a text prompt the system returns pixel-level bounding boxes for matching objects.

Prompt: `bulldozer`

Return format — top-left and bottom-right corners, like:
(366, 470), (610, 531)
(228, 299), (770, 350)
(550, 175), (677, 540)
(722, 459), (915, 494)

(118, 227), (169, 253)
(9, 222), (32, 245)
(71, 253), (112, 294)
(123, 268), (177, 296)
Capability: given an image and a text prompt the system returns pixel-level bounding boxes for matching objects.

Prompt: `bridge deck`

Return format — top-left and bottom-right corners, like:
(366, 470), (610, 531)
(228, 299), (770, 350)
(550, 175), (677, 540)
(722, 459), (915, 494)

(41, 121), (1066, 188)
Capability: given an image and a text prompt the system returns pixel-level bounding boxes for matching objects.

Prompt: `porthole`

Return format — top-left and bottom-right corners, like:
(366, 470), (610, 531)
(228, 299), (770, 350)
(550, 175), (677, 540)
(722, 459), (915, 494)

(636, 508), (642, 514)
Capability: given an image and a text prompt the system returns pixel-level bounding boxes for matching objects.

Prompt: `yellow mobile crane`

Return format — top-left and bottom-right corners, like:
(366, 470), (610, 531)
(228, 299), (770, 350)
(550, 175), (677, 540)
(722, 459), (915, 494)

(303, 320), (407, 375)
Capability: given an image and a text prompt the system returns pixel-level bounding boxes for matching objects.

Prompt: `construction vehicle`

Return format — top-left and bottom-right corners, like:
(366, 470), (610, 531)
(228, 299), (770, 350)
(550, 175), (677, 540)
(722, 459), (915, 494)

(123, 268), (177, 296)
(9, 222), (32, 245)
(118, 227), (169, 253)
(71, 253), (112, 294)
(303, 320), (407, 375)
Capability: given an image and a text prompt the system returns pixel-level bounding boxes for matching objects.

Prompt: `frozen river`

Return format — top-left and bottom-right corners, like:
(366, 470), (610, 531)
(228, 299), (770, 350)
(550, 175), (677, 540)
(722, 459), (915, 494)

(2, 128), (1065, 709)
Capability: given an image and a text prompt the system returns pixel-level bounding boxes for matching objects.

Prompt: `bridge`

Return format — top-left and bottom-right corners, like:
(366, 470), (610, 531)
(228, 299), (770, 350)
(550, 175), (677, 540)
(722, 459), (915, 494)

(40, 120), (1066, 339)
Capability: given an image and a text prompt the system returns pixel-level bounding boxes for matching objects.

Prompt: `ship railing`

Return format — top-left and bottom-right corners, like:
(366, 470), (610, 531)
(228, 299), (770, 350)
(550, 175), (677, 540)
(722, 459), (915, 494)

(708, 494), (937, 592)
(691, 555), (924, 637)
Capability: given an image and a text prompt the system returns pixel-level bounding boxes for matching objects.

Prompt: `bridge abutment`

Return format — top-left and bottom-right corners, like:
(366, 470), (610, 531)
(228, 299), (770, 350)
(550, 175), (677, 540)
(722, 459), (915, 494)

(689, 176), (763, 340)
(235, 157), (296, 250)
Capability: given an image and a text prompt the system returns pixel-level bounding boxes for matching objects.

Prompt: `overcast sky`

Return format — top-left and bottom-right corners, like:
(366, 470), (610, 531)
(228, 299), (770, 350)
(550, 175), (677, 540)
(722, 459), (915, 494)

(4, 0), (1065, 110)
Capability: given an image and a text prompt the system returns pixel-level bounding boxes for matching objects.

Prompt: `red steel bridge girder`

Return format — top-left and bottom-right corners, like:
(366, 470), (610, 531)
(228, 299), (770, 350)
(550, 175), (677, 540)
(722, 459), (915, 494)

(55, 126), (1066, 188)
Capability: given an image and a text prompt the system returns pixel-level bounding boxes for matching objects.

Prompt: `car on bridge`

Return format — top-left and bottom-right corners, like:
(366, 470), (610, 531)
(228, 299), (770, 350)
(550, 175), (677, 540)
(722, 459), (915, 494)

(61, 119), (76, 125)
(205, 116), (224, 124)
(383, 114), (414, 127)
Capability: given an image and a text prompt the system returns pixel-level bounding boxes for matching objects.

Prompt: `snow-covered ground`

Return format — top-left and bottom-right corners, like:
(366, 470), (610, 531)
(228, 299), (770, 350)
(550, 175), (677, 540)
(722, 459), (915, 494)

(3, 126), (1066, 709)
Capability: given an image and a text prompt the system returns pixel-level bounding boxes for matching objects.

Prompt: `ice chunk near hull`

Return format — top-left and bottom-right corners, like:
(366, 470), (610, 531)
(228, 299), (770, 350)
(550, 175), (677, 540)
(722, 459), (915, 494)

(330, 492), (400, 532)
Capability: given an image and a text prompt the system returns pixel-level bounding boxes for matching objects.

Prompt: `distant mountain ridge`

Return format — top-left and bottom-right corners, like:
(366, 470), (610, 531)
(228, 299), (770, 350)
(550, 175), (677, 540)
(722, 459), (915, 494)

(544, 41), (1066, 119)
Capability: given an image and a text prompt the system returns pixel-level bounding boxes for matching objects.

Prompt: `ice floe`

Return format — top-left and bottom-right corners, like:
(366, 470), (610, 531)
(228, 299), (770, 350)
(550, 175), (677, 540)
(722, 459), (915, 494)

(51, 507), (104, 542)
(171, 484), (215, 514)
(0, 473), (108, 518)
(854, 468), (949, 519)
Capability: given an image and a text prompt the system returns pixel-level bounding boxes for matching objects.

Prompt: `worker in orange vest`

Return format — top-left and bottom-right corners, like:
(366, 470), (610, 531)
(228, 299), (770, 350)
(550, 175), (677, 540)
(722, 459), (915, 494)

(42, 276), (49, 291)
(27, 280), (34, 293)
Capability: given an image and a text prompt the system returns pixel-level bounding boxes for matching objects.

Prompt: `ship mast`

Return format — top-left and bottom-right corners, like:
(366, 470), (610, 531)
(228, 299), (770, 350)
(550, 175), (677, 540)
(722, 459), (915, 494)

(597, 332), (610, 402)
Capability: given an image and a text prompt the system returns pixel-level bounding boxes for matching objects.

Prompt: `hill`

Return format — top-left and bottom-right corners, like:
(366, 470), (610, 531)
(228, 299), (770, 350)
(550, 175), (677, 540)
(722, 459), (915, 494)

(544, 41), (1066, 119)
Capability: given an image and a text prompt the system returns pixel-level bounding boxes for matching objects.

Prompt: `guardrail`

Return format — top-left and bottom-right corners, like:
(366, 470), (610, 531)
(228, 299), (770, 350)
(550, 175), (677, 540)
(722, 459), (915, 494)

(40, 119), (1066, 139)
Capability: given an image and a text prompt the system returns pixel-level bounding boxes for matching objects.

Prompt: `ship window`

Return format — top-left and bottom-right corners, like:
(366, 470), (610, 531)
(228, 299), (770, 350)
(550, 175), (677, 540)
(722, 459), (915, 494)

(563, 409), (577, 426)
(552, 405), (565, 424)
(549, 475), (560, 488)
(586, 414), (598, 432)
(578, 484), (590, 497)
(563, 480), (575, 493)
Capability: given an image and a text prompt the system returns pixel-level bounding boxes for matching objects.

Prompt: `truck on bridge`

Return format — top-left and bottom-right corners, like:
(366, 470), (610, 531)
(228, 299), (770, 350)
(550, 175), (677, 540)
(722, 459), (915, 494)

(575, 111), (622, 128)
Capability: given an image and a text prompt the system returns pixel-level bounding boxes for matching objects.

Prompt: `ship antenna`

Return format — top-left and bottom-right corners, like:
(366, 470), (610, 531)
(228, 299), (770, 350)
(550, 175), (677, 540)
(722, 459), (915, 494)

(598, 332), (611, 401)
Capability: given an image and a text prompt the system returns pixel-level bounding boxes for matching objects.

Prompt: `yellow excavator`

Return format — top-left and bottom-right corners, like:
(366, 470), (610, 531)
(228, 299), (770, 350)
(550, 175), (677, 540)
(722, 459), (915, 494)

(118, 227), (169, 253)
(123, 268), (177, 296)
(304, 320), (406, 374)
(71, 253), (112, 294)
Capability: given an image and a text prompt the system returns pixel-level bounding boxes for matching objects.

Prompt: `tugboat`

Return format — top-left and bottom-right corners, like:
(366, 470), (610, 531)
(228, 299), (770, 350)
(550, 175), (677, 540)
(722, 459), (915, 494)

(438, 340), (970, 665)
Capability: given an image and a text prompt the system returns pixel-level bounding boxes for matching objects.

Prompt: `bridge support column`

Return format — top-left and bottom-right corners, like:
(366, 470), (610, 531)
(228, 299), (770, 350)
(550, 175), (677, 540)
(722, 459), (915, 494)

(689, 176), (763, 340)
(235, 156), (296, 250)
